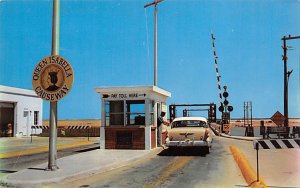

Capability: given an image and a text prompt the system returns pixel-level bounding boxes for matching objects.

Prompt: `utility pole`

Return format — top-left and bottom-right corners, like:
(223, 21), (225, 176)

(48, 0), (60, 171)
(144, 0), (164, 86)
(282, 35), (300, 127)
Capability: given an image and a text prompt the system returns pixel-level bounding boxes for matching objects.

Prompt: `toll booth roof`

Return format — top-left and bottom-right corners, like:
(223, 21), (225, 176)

(95, 85), (171, 98)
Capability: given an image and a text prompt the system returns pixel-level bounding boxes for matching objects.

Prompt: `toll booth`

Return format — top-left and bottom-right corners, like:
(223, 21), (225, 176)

(96, 86), (171, 150)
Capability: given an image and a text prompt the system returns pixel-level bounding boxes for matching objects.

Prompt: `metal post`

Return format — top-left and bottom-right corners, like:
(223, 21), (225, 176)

(144, 0), (164, 86)
(31, 127), (33, 143)
(88, 126), (90, 141)
(154, 4), (157, 86)
(48, 0), (60, 171)
(48, 102), (58, 170)
(243, 102), (245, 127)
(283, 36), (288, 127)
(250, 101), (252, 127)
(256, 142), (259, 182)
(244, 102), (247, 136)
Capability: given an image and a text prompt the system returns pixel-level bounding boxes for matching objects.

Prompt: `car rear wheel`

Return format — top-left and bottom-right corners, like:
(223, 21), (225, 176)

(203, 146), (210, 154)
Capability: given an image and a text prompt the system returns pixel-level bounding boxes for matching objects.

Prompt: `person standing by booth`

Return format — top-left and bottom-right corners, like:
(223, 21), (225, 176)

(157, 112), (169, 146)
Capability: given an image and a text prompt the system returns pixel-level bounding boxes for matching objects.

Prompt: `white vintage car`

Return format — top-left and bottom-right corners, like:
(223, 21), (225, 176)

(165, 117), (212, 154)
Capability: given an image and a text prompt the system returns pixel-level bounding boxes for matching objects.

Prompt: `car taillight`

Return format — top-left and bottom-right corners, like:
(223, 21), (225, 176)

(205, 130), (209, 136)
(204, 130), (209, 141)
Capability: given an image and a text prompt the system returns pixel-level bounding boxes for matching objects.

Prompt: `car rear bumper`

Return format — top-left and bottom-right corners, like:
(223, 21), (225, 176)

(165, 140), (211, 147)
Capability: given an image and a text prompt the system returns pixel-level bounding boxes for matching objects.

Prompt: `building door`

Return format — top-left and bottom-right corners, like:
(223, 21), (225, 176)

(23, 111), (30, 136)
(0, 102), (14, 137)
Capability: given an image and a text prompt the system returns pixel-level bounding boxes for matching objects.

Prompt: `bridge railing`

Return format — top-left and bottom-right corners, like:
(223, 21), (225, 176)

(209, 123), (221, 136)
(260, 126), (300, 139)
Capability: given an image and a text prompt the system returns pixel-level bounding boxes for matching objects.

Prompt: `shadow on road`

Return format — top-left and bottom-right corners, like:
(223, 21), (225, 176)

(27, 167), (46, 171)
(0, 170), (17, 173)
(158, 148), (208, 157)
(75, 146), (100, 153)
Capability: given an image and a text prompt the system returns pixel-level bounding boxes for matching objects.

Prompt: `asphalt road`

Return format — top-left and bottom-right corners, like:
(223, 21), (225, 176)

(0, 143), (100, 180)
(2, 135), (299, 187)
(48, 137), (246, 188)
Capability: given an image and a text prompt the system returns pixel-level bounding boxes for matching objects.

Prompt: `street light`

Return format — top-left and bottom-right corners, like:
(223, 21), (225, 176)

(144, 0), (165, 86)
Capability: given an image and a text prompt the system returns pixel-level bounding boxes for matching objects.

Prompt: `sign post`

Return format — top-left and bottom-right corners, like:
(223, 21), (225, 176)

(255, 142), (259, 182)
(49, 0), (59, 171)
(32, 54), (74, 171)
(32, 0), (74, 171)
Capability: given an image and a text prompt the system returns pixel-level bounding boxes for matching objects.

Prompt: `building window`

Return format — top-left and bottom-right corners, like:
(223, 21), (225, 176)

(126, 100), (145, 126)
(104, 100), (146, 126)
(34, 111), (39, 125)
(105, 101), (124, 126)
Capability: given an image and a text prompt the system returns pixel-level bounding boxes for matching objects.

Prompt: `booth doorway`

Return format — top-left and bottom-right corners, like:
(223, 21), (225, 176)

(0, 102), (14, 137)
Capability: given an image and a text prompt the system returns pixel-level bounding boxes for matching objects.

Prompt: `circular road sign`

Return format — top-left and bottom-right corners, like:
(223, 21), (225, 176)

(218, 105), (224, 112)
(32, 55), (74, 101)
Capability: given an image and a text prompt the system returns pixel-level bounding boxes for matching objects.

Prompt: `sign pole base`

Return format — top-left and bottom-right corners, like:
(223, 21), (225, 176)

(48, 101), (59, 171)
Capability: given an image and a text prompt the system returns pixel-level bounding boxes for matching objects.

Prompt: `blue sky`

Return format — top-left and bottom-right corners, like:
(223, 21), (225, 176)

(0, 0), (300, 119)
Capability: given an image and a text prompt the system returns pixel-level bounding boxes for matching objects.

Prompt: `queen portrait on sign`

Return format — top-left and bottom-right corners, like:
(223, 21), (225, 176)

(46, 70), (60, 92)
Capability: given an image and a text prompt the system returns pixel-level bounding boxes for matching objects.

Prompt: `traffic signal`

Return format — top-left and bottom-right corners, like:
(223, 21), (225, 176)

(218, 105), (224, 112)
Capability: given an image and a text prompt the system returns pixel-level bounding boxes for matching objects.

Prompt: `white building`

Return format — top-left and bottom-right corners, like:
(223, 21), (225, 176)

(0, 85), (43, 137)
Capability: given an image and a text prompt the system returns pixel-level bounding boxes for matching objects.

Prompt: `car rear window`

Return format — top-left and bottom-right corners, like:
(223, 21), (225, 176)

(172, 120), (207, 128)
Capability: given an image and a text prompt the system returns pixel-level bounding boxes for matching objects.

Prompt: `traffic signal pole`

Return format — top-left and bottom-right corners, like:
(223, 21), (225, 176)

(282, 35), (300, 127)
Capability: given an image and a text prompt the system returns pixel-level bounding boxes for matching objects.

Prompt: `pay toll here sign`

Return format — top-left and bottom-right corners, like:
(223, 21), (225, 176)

(102, 93), (147, 100)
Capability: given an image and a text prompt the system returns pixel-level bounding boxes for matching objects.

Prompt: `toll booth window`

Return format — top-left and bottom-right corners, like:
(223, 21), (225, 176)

(34, 111), (39, 125)
(126, 100), (145, 126)
(105, 101), (124, 126)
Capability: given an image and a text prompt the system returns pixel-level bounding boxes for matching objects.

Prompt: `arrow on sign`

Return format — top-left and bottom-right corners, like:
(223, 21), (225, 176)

(102, 94), (110, 98)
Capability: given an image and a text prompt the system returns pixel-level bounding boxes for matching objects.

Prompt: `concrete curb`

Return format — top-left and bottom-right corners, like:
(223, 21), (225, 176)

(2, 148), (161, 187)
(0, 140), (94, 159)
(230, 145), (267, 188)
(220, 133), (261, 141)
(210, 126), (261, 141)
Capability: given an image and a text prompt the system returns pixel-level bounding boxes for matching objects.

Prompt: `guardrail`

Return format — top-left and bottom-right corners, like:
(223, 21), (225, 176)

(291, 127), (300, 138)
(266, 126), (289, 138)
(260, 126), (300, 139)
(31, 125), (100, 139)
(209, 123), (221, 136)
